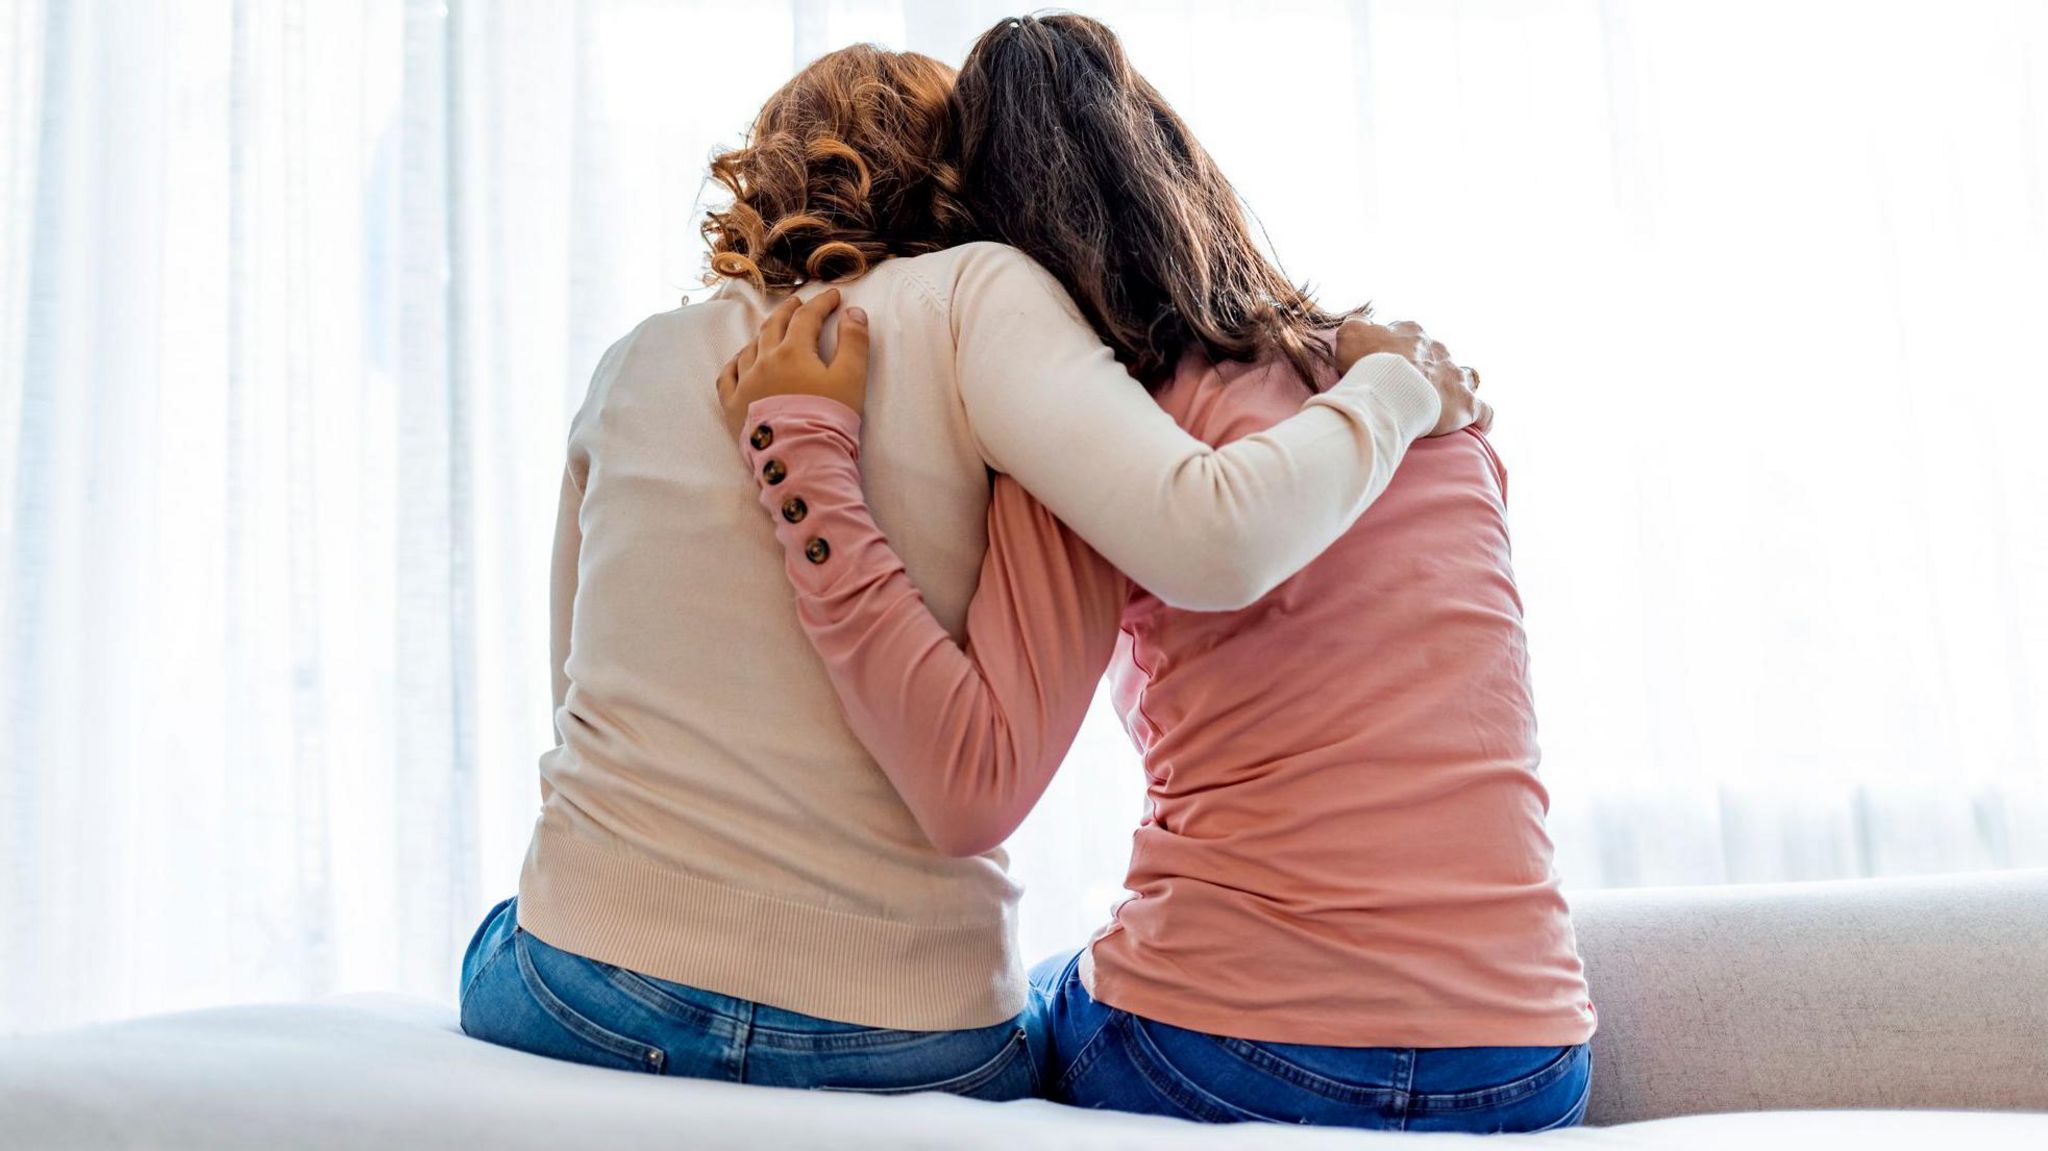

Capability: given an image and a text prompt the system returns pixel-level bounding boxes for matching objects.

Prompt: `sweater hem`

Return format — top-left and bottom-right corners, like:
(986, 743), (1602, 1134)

(1081, 943), (1597, 1049)
(517, 817), (1024, 1032)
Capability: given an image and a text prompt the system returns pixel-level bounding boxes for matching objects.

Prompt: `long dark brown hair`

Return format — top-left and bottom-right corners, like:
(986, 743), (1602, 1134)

(950, 14), (1356, 390)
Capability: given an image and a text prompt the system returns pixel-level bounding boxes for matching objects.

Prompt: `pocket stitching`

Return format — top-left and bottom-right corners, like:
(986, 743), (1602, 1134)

(1123, 1016), (1277, 1124)
(598, 965), (733, 1034)
(1053, 1012), (1115, 1099)
(749, 1020), (974, 1053)
(1529, 1049), (1594, 1132)
(816, 1028), (1028, 1097)
(1214, 1036), (1405, 1106)
(1050, 984), (1123, 1098)
(1529, 1077), (1591, 1133)
(513, 934), (666, 1074)
(1408, 1045), (1582, 1114)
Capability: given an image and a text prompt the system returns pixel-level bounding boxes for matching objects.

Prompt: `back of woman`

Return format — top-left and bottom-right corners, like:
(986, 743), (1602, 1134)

(719, 13), (1590, 1132)
(1092, 350), (1595, 1050)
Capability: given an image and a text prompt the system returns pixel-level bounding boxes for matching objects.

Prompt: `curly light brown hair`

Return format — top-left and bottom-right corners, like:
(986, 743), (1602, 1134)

(702, 45), (970, 290)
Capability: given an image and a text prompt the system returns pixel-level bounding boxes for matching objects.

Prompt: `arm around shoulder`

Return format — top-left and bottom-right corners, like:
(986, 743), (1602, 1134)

(946, 245), (1439, 611)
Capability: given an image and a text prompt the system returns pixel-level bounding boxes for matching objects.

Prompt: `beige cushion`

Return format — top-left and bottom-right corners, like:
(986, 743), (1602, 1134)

(2, 995), (2043, 1148)
(1571, 868), (2048, 1124)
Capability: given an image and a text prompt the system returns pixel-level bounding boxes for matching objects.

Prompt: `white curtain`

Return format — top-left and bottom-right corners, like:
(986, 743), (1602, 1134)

(3, 0), (2044, 1033)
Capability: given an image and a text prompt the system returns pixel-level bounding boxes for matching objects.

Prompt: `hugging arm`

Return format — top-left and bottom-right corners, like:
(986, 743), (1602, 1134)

(740, 397), (1128, 857)
(947, 249), (1443, 611)
(717, 262), (1469, 852)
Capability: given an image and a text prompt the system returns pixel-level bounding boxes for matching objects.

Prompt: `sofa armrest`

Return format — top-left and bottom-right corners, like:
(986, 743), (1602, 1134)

(1572, 868), (2048, 1125)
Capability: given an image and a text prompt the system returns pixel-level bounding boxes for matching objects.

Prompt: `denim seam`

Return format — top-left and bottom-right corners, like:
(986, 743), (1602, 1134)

(1395, 1048), (1415, 1131)
(749, 1022), (993, 1053)
(1407, 1045), (1581, 1113)
(1051, 951), (1118, 1098)
(458, 928), (518, 1010)
(513, 934), (665, 1074)
(1123, 1016), (1274, 1124)
(1529, 1078), (1591, 1133)
(732, 999), (756, 1083)
(1054, 1012), (1116, 1099)
(812, 1028), (1029, 1097)
(1529, 1047), (1594, 1132)
(598, 966), (733, 1034)
(1212, 1037), (1406, 1106)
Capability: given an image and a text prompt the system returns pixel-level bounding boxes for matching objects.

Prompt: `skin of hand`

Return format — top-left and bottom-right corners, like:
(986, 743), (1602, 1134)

(717, 287), (871, 440)
(1334, 318), (1494, 436)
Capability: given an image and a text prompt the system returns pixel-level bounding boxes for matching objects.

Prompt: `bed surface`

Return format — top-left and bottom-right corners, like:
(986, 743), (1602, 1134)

(3, 992), (2043, 1150)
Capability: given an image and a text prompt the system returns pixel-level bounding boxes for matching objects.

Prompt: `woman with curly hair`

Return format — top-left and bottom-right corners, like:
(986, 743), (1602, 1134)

(456, 42), (1480, 1098)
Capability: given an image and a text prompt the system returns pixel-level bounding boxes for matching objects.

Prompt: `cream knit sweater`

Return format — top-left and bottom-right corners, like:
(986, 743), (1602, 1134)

(516, 242), (1441, 1030)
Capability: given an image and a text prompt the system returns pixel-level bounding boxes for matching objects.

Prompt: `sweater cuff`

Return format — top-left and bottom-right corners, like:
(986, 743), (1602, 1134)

(1326, 352), (1441, 442)
(742, 394), (862, 450)
(738, 395), (876, 593)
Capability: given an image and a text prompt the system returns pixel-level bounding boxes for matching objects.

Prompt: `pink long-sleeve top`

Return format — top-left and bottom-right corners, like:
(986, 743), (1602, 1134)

(740, 350), (1597, 1048)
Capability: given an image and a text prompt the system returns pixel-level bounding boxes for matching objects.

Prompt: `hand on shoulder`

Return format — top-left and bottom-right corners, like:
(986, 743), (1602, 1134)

(716, 288), (871, 440)
(1335, 318), (1493, 437)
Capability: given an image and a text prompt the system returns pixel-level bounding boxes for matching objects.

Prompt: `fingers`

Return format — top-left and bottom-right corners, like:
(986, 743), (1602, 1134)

(717, 354), (739, 404)
(1455, 365), (1488, 432)
(1428, 355), (1464, 394)
(758, 294), (802, 347)
(828, 305), (870, 387)
(736, 337), (759, 376)
(716, 351), (747, 439)
(1333, 319), (1373, 372)
(785, 287), (841, 352)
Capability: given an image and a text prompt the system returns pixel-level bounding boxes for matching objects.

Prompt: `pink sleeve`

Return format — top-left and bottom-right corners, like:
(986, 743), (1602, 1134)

(740, 394), (1130, 857)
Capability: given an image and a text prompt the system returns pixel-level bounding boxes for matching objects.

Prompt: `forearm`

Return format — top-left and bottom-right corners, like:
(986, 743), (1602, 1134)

(740, 396), (1126, 856)
(1130, 352), (1443, 608)
(953, 250), (1440, 611)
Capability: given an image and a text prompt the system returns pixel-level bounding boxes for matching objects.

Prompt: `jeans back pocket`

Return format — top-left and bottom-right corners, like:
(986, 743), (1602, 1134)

(461, 929), (666, 1076)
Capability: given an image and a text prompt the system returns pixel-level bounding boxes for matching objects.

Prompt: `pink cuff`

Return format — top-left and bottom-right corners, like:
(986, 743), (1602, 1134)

(738, 396), (880, 594)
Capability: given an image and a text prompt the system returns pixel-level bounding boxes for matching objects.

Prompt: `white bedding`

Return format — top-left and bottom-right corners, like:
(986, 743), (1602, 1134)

(2, 993), (2042, 1150)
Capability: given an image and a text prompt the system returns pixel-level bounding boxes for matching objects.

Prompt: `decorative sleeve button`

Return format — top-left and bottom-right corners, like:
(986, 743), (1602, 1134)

(803, 538), (831, 565)
(781, 496), (808, 524)
(749, 424), (775, 451)
(761, 459), (787, 485)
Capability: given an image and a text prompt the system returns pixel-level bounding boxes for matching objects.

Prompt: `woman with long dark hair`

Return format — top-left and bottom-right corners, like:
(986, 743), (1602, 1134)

(461, 40), (1480, 1097)
(721, 15), (1593, 1130)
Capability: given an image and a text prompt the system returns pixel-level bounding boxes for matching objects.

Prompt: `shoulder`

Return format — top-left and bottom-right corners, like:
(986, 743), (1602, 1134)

(895, 242), (1088, 333)
(601, 290), (759, 376)
(630, 290), (750, 352)
(938, 240), (1071, 299)
(569, 294), (748, 428)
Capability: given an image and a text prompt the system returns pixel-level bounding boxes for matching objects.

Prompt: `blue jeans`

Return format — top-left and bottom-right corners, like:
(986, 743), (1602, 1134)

(1028, 949), (1592, 1132)
(458, 897), (1035, 1099)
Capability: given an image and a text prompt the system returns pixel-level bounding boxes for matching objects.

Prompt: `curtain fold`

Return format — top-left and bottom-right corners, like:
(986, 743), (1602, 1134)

(3, 0), (2044, 1033)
